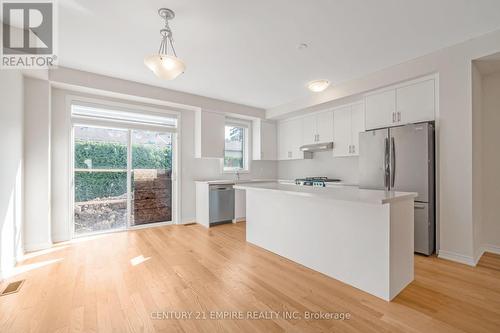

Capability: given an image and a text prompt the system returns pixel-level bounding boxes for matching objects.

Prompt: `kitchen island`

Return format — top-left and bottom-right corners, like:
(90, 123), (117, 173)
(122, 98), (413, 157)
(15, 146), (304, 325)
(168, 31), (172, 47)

(233, 182), (417, 301)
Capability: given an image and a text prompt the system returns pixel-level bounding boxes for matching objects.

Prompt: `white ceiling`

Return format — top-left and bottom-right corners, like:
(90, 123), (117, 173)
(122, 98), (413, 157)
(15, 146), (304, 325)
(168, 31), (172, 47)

(58, 0), (500, 109)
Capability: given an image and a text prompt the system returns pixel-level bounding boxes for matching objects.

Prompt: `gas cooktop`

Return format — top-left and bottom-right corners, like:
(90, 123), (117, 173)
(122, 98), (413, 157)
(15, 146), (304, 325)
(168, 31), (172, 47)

(295, 177), (341, 187)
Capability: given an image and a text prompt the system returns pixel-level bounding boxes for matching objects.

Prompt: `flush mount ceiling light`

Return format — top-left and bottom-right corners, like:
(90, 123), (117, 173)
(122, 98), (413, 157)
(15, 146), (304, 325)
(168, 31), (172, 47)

(144, 8), (185, 80)
(307, 79), (330, 92)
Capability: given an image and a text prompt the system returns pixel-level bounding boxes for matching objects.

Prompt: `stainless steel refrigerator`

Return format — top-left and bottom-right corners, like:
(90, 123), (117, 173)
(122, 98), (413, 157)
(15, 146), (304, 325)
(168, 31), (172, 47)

(359, 122), (435, 255)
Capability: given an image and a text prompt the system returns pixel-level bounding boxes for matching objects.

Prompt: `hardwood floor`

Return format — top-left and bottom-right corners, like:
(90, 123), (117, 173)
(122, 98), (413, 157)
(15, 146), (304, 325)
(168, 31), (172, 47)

(1, 222), (499, 333)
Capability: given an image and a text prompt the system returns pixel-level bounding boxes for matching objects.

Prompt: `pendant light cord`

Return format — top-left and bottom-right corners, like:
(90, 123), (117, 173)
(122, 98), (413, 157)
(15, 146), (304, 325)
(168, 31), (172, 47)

(157, 17), (178, 57)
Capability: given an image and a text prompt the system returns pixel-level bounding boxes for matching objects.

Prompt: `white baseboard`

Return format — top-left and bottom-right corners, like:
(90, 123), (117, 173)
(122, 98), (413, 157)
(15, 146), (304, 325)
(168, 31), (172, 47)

(233, 217), (246, 223)
(438, 250), (476, 266)
(483, 244), (500, 255)
(24, 242), (53, 253)
(471, 244), (500, 265)
(0, 257), (17, 282)
(180, 218), (196, 225)
(51, 233), (70, 243)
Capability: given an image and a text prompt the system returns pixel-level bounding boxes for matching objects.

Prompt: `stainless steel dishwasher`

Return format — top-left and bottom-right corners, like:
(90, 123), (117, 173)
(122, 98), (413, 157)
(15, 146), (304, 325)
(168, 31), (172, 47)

(209, 184), (235, 225)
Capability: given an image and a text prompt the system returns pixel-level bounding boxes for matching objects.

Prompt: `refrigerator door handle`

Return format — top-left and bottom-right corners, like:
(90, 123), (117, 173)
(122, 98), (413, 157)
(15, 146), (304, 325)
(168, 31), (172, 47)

(391, 136), (396, 188)
(384, 137), (390, 190)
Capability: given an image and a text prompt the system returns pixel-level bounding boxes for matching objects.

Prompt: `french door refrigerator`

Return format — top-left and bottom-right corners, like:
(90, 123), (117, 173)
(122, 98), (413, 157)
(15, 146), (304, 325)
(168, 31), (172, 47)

(359, 122), (435, 255)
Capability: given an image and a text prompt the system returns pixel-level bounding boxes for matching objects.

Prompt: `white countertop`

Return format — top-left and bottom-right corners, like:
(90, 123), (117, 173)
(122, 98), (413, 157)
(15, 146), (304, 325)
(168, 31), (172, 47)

(233, 182), (416, 204)
(195, 179), (283, 185)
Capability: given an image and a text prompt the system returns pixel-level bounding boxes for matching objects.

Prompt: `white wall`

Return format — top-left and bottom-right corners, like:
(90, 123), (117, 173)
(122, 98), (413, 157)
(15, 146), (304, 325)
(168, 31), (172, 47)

(0, 71), (24, 279)
(49, 81), (276, 241)
(23, 77), (52, 252)
(50, 88), (70, 242)
(471, 63), (483, 262)
(481, 70), (500, 253)
(278, 152), (359, 184)
(271, 28), (500, 265)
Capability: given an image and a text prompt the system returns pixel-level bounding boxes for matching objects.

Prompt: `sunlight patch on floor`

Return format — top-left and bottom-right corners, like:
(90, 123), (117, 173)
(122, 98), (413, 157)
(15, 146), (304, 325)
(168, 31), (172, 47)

(130, 255), (150, 266)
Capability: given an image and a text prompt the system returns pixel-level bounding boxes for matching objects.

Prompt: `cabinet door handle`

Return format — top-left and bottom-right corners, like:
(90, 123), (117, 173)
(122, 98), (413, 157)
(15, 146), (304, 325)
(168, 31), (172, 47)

(397, 112), (401, 122)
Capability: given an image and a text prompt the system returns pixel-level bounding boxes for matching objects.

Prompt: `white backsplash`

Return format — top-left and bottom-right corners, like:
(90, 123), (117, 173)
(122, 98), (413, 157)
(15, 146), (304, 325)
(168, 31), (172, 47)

(277, 151), (359, 184)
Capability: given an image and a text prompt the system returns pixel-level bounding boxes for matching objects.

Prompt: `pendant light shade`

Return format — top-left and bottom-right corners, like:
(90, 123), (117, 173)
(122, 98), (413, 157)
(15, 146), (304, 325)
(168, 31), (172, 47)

(144, 54), (185, 80)
(145, 8), (185, 80)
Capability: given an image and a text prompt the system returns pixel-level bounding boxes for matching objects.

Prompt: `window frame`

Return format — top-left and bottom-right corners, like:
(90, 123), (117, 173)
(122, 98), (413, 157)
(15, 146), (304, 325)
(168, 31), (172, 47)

(222, 120), (250, 174)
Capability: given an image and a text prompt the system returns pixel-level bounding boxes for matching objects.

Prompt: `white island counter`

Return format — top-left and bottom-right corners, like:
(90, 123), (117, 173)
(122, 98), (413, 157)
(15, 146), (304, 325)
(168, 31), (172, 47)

(234, 182), (417, 301)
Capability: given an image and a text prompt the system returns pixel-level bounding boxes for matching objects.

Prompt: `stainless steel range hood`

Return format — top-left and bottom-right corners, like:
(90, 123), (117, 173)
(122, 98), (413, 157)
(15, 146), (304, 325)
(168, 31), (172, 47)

(299, 142), (334, 153)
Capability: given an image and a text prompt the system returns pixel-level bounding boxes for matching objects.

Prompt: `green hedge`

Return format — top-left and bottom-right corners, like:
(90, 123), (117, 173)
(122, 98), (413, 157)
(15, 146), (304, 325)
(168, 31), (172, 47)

(75, 171), (127, 202)
(75, 140), (171, 202)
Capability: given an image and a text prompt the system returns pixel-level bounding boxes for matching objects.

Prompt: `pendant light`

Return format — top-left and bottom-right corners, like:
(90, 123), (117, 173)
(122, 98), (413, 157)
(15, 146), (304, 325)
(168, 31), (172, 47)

(144, 8), (185, 80)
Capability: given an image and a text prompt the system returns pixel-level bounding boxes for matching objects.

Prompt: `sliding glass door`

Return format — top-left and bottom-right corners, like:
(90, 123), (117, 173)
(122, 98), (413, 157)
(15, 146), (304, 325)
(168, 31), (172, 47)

(73, 125), (174, 236)
(73, 126), (129, 234)
(131, 130), (173, 226)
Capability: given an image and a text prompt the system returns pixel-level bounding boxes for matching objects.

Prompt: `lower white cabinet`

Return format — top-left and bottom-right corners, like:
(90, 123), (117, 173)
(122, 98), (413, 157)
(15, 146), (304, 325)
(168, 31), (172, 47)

(234, 189), (246, 222)
(278, 118), (303, 160)
(333, 103), (365, 157)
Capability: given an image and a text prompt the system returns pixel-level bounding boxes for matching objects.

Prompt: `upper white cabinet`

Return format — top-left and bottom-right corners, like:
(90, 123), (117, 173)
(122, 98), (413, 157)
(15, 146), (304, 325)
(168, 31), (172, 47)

(302, 114), (316, 144)
(252, 119), (277, 160)
(396, 79), (435, 124)
(332, 106), (351, 157)
(365, 77), (436, 130)
(302, 111), (334, 145)
(365, 89), (396, 130)
(194, 110), (225, 158)
(278, 118), (304, 160)
(316, 111), (335, 143)
(333, 103), (365, 157)
(350, 103), (365, 155)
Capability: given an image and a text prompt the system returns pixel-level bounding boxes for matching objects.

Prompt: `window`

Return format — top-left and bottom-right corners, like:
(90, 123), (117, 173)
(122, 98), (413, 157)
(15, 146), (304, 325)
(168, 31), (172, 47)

(224, 124), (248, 172)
